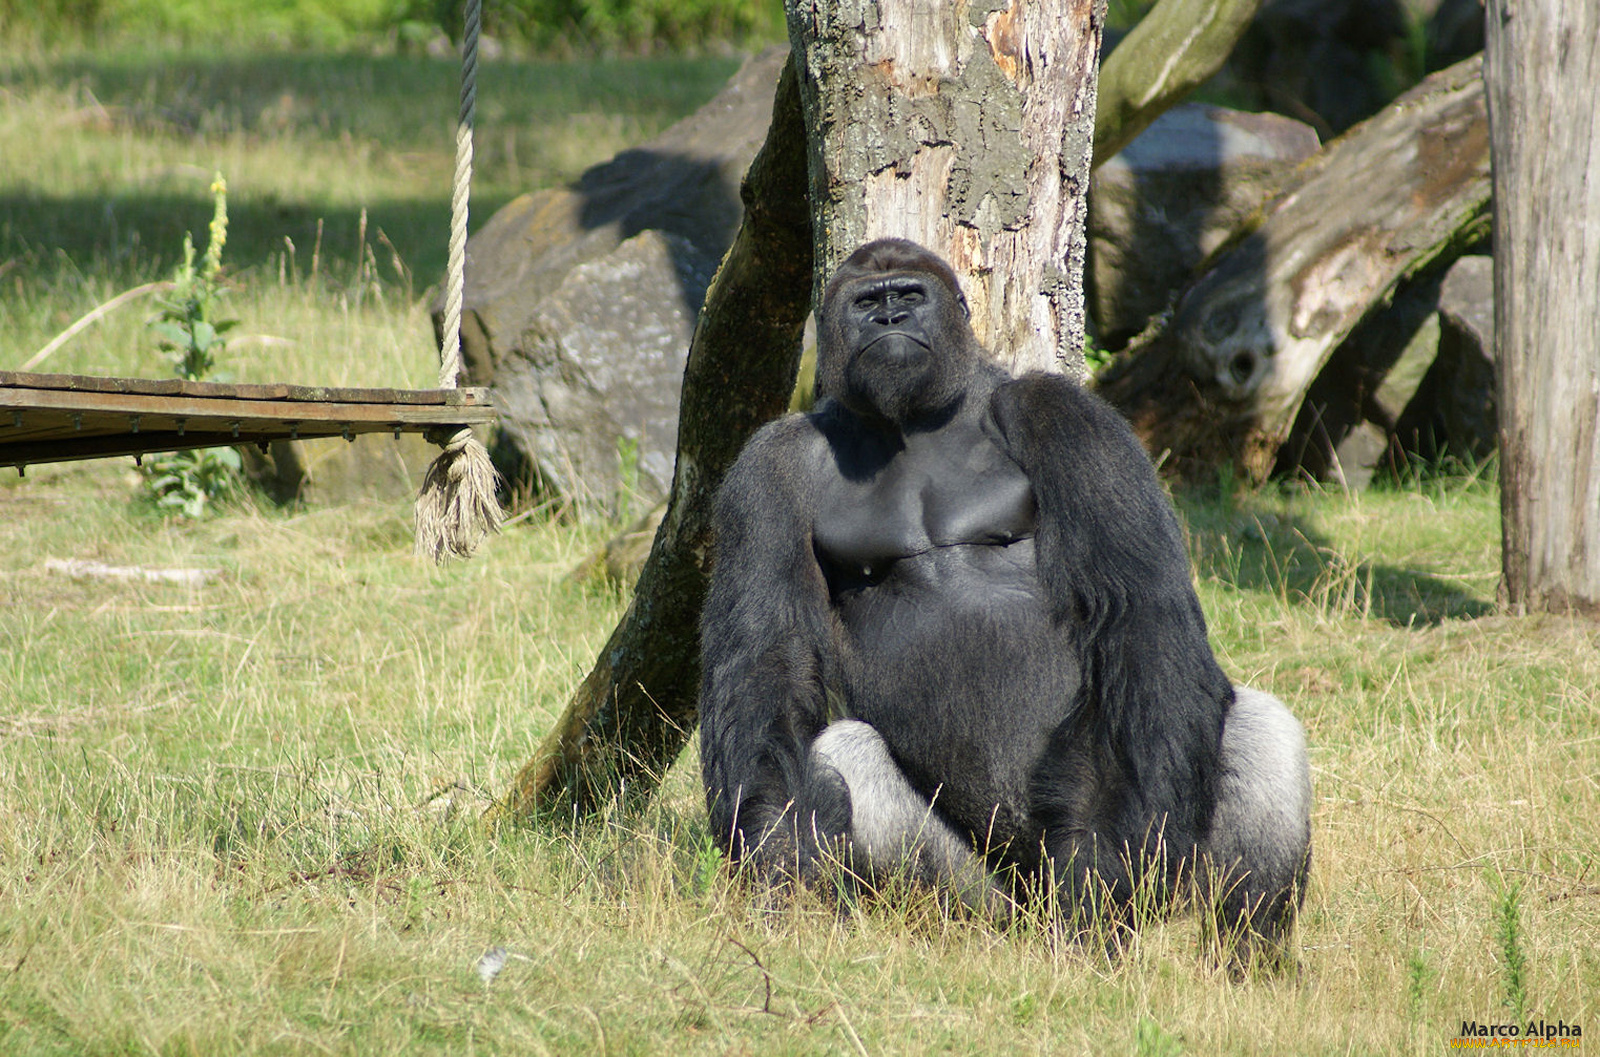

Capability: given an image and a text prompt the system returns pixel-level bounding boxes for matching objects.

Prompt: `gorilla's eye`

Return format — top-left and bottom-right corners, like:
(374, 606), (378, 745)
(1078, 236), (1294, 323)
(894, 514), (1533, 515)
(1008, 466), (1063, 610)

(884, 279), (925, 304)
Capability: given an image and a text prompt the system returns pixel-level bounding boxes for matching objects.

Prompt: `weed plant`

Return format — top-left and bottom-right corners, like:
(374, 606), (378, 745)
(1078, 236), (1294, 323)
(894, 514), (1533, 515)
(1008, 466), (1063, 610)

(1494, 879), (1529, 1023)
(139, 173), (246, 517)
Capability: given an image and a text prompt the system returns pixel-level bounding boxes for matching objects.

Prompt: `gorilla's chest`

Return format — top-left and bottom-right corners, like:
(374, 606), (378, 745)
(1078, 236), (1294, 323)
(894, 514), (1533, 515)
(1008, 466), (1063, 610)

(808, 420), (1060, 850)
(812, 424), (1036, 587)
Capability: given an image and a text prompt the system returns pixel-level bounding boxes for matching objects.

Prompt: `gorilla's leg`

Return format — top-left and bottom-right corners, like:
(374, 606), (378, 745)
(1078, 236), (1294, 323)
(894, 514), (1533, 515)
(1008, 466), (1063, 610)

(1204, 686), (1312, 958)
(808, 720), (1008, 917)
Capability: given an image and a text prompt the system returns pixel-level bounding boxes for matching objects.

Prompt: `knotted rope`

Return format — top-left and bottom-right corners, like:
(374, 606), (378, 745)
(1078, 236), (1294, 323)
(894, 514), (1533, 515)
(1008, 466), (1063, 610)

(415, 0), (502, 562)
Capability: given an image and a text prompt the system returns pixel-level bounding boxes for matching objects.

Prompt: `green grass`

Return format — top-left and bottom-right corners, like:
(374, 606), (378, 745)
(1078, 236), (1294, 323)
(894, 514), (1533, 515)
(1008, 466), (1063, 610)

(1, 0), (787, 55)
(2, 39), (1598, 1057)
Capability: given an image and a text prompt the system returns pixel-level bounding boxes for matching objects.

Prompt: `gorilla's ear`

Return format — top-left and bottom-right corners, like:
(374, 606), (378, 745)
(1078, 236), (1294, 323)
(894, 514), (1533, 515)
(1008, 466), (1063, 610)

(956, 289), (970, 320)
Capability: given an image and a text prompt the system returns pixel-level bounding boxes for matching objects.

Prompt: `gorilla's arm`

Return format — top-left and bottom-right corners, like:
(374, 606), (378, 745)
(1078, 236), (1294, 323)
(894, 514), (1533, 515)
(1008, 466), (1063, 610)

(698, 416), (847, 871)
(989, 373), (1233, 906)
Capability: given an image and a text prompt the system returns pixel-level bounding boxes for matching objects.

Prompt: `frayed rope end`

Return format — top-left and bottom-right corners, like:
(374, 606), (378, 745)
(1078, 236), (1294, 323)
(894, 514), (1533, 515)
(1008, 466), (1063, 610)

(414, 427), (503, 563)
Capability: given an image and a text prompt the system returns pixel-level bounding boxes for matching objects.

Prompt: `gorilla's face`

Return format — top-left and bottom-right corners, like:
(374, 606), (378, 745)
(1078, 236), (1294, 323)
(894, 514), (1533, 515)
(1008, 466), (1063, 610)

(819, 240), (978, 429)
(841, 272), (940, 412)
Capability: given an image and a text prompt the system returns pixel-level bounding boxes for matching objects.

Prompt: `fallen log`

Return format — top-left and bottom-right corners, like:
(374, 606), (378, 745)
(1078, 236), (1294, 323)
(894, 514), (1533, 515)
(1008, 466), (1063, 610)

(1095, 54), (1491, 483)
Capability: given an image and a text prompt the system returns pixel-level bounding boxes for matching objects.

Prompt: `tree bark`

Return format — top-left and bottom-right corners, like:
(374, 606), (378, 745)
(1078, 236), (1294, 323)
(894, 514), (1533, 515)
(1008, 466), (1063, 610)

(1095, 55), (1491, 483)
(499, 58), (812, 816)
(1486, 0), (1600, 616)
(786, 0), (1105, 377)
(1093, 0), (1264, 165)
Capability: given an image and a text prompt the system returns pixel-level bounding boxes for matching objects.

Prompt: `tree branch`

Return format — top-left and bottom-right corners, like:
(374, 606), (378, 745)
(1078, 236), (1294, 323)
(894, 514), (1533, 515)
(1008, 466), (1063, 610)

(1094, 0), (1263, 165)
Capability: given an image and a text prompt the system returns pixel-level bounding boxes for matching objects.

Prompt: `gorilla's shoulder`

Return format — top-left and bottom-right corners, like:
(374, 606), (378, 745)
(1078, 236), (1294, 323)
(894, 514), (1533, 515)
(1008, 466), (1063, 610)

(988, 371), (1143, 453)
(739, 410), (829, 462)
(721, 411), (831, 497)
(991, 370), (1103, 417)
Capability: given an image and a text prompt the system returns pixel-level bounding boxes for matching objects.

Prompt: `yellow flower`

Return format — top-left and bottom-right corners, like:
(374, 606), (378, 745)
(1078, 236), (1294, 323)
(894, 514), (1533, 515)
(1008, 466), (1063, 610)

(203, 172), (229, 282)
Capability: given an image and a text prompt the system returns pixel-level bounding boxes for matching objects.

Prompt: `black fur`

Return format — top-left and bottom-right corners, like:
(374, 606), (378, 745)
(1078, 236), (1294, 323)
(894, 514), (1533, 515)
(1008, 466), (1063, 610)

(699, 239), (1309, 949)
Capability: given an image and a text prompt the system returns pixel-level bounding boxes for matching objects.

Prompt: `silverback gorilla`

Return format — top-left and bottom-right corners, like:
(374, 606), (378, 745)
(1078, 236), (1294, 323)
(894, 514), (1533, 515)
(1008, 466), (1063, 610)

(698, 238), (1311, 953)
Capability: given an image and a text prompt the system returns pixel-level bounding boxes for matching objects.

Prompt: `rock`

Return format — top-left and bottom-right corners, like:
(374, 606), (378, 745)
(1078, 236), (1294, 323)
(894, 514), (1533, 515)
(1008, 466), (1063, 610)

(568, 501), (668, 587)
(492, 229), (717, 511)
(1394, 255), (1497, 466)
(1087, 103), (1320, 348)
(241, 432), (445, 505)
(1437, 255), (1494, 351)
(441, 47), (787, 511)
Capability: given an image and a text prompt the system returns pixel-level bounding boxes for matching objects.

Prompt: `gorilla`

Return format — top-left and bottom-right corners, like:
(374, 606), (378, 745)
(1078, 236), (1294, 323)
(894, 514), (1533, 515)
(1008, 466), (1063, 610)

(698, 238), (1311, 954)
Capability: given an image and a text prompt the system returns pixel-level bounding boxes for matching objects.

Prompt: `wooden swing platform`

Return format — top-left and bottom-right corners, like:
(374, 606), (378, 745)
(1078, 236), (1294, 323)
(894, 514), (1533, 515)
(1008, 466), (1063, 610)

(0, 371), (495, 471)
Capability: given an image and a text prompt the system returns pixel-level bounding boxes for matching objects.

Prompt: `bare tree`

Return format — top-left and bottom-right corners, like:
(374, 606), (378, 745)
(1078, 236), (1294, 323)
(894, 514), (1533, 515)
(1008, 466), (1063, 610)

(1485, 0), (1600, 615)
(500, 61), (812, 816)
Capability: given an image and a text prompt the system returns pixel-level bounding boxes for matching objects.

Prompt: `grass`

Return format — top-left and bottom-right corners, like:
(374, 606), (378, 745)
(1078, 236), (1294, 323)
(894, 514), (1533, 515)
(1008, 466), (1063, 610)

(2, 38), (1598, 1057)
(1, 45), (741, 381)
(3, 467), (1595, 1054)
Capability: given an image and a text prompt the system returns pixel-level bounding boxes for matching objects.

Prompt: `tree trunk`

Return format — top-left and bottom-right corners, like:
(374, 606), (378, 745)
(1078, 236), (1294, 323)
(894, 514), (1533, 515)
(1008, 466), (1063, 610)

(1486, 0), (1600, 616)
(499, 58), (813, 816)
(786, 0), (1105, 376)
(1095, 55), (1491, 483)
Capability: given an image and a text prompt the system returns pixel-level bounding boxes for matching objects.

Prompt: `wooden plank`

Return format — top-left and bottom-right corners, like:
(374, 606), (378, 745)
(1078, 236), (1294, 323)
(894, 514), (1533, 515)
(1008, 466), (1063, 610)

(0, 371), (493, 407)
(12, 431), (298, 467)
(0, 373), (497, 470)
(0, 386), (495, 424)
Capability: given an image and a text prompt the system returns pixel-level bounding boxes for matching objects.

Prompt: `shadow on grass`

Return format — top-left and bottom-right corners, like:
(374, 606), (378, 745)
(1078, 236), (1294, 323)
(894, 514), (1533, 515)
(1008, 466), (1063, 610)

(0, 49), (742, 167)
(1175, 486), (1495, 627)
(0, 189), (515, 296)
(0, 47), (744, 291)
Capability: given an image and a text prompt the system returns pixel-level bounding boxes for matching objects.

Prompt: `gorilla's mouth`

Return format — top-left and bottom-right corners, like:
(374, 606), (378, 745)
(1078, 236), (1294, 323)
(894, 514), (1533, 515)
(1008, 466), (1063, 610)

(861, 331), (931, 365)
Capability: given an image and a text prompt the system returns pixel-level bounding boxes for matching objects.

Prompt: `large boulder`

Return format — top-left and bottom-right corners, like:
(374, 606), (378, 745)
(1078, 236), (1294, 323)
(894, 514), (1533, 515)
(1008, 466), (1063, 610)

(1087, 103), (1320, 348)
(441, 47), (786, 512)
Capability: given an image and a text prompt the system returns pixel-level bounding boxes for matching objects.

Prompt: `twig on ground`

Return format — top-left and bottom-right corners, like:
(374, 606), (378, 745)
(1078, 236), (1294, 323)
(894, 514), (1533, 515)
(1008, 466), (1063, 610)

(44, 557), (222, 586)
(20, 281), (176, 371)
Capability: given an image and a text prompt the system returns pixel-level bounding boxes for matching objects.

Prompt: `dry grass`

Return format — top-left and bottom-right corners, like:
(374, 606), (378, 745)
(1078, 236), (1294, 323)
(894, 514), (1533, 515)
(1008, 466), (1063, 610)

(1, 463), (1595, 1055)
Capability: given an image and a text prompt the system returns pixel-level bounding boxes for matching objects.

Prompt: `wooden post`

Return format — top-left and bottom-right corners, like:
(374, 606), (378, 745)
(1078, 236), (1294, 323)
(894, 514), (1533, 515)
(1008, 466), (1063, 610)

(1485, 0), (1600, 615)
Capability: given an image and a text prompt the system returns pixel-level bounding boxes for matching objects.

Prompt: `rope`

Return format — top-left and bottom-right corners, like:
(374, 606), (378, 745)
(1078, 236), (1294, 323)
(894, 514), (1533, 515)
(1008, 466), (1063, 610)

(439, 0), (479, 392)
(414, 0), (501, 563)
